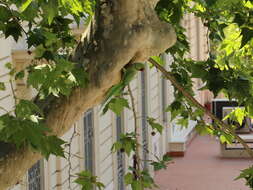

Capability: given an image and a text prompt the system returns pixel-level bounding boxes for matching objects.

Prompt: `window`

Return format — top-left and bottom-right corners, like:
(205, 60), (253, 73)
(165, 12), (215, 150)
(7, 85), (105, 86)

(28, 160), (43, 190)
(116, 115), (125, 190)
(140, 71), (148, 169)
(83, 109), (94, 173)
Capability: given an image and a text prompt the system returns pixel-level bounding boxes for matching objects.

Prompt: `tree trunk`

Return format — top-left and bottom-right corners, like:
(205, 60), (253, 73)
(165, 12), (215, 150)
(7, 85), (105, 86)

(0, 0), (176, 189)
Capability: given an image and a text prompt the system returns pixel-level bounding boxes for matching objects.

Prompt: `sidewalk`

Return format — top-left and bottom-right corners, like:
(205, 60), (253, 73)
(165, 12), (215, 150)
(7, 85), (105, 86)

(154, 135), (252, 190)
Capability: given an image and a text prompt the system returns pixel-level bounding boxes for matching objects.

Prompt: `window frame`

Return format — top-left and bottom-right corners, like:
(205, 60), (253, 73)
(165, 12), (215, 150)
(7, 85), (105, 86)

(27, 160), (44, 190)
(83, 109), (94, 173)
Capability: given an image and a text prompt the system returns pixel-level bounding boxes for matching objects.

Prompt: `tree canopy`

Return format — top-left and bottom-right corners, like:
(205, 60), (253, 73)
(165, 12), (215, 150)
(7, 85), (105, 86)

(0, 0), (253, 189)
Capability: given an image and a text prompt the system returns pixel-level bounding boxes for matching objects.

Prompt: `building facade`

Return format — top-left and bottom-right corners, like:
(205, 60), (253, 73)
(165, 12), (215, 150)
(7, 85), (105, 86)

(0, 14), (209, 190)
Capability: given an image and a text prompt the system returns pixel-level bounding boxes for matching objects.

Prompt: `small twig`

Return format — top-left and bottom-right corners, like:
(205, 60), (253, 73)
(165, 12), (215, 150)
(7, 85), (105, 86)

(127, 84), (141, 179)
(149, 57), (253, 158)
(63, 151), (84, 160)
(67, 126), (77, 190)
(140, 143), (162, 162)
(9, 79), (17, 105)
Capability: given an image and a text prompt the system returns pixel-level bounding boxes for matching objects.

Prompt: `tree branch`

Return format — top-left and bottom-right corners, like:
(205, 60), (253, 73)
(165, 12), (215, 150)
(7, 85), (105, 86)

(149, 57), (253, 158)
(0, 1), (176, 189)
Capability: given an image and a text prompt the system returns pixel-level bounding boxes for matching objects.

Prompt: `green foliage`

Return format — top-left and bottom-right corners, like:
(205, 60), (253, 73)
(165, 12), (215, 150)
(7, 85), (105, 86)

(75, 171), (105, 190)
(219, 132), (234, 144)
(102, 63), (144, 114)
(155, 0), (186, 24)
(111, 132), (137, 156)
(236, 166), (253, 189)
(223, 107), (247, 126)
(27, 59), (88, 98)
(195, 122), (214, 136)
(0, 113), (66, 158)
(176, 117), (189, 128)
(20, 0), (33, 12)
(15, 99), (43, 119)
(4, 20), (23, 42)
(103, 97), (130, 116)
(150, 56), (165, 67)
(147, 117), (163, 134)
(15, 70), (25, 80)
(0, 99), (65, 159)
(151, 154), (172, 171)
(124, 169), (158, 190)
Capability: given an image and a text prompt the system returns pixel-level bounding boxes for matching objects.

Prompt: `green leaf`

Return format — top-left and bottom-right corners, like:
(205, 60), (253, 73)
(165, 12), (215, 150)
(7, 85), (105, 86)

(132, 181), (142, 190)
(34, 44), (46, 58)
(134, 63), (145, 70)
(75, 170), (105, 190)
(204, 0), (218, 6)
(0, 5), (12, 22)
(20, 0), (33, 12)
(235, 166), (253, 179)
(151, 154), (172, 171)
(147, 117), (163, 134)
(102, 64), (140, 109)
(150, 56), (164, 66)
(27, 65), (47, 89)
(0, 120), (5, 132)
(223, 107), (246, 126)
(111, 141), (122, 152)
(234, 108), (245, 125)
(56, 58), (74, 72)
(102, 83), (124, 106)
(29, 115), (39, 123)
(151, 161), (166, 171)
(176, 118), (189, 128)
(166, 101), (182, 121)
(15, 71), (25, 80)
(219, 133), (234, 144)
(20, 1), (38, 21)
(60, 0), (84, 15)
(96, 182), (105, 190)
(41, 136), (66, 159)
(124, 141), (133, 156)
(109, 98), (129, 116)
(72, 67), (88, 87)
(195, 123), (214, 136)
(235, 166), (253, 188)
(4, 20), (22, 42)
(5, 62), (12, 70)
(241, 27), (253, 48)
(15, 99), (43, 119)
(42, 0), (58, 24)
(112, 133), (136, 156)
(122, 66), (138, 86)
(0, 82), (6, 91)
(190, 62), (208, 79)
(162, 154), (172, 162)
(124, 173), (133, 185)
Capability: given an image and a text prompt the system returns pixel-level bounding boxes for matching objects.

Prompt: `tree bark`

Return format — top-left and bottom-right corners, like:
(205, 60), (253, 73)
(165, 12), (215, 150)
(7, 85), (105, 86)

(0, 0), (176, 189)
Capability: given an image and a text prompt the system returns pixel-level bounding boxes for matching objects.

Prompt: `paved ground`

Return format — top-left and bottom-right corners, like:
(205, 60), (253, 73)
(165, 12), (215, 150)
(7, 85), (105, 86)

(154, 135), (252, 190)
